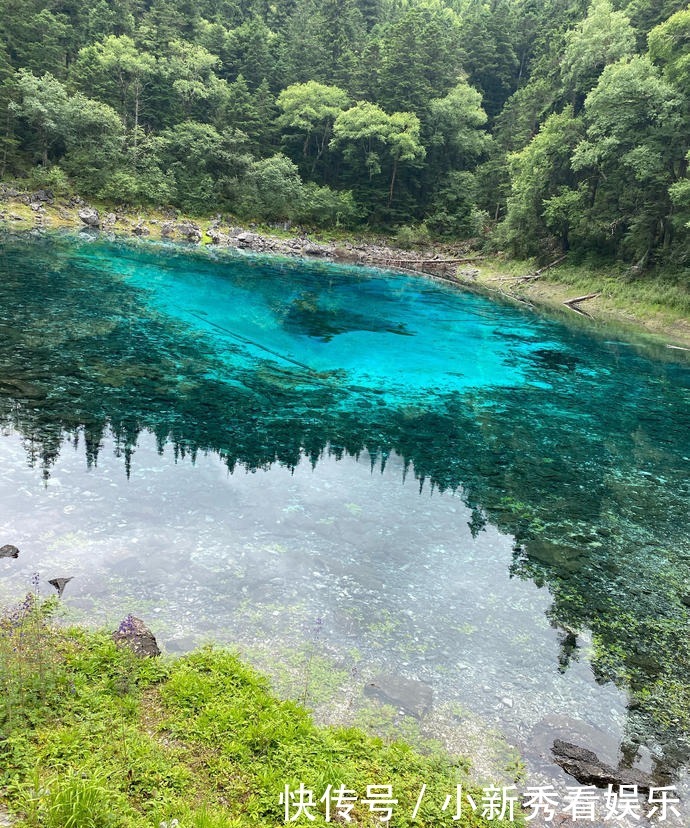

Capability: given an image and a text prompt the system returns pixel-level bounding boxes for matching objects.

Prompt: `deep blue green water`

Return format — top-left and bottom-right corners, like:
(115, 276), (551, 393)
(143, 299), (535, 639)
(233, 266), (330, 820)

(0, 232), (688, 811)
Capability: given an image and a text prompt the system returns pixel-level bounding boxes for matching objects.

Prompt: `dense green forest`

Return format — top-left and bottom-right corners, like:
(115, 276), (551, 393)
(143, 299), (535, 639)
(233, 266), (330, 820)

(2, 0), (690, 269)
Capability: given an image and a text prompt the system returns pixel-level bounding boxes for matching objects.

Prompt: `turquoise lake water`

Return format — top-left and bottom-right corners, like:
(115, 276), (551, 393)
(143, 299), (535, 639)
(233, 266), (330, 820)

(0, 232), (688, 812)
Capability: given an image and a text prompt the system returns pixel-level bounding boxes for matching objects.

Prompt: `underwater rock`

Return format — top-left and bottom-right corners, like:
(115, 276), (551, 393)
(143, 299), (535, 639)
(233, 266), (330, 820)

(0, 544), (19, 558)
(78, 207), (100, 227)
(48, 576), (73, 597)
(552, 739), (656, 792)
(364, 673), (433, 718)
(112, 615), (161, 658)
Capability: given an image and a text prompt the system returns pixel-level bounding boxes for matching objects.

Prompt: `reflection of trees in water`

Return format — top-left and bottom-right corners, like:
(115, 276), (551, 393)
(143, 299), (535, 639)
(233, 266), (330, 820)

(1, 232), (689, 777)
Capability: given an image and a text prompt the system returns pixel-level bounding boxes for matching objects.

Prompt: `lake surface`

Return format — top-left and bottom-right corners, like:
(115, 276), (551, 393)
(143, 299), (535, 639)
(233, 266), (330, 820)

(0, 232), (688, 819)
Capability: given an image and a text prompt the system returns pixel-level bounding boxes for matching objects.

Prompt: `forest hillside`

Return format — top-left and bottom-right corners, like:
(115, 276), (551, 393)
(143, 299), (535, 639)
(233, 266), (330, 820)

(2, 0), (690, 273)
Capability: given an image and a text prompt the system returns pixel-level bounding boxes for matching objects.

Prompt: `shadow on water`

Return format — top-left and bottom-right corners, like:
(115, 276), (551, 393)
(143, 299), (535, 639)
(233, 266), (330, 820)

(0, 231), (689, 783)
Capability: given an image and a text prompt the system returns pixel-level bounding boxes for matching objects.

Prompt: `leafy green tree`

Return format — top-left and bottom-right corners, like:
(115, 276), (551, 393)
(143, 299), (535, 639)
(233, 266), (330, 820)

(426, 80), (490, 174)
(72, 36), (157, 147)
(331, 101), (425, 207)
(237, 153), (304, 220)
(276, 81), (349, 174)
(97, 133), (173, 205)
(561, 0), (635, 105)
(157, 120), (252, 212)
(648, 6), (690, 94)
(571, 55), (682, 261)
(9, 69), (124, 192)
(163, 40), (221, 118)
(501, 108), (584, 255)
(9, 70), (72, 166)
(376, 0), (463, 115)
(295, 182), (359, 226)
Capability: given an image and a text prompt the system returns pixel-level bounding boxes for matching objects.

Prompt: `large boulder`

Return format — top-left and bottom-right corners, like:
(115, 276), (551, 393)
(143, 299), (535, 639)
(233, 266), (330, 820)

(0, 544), (19, 558)
(78, 207), (100, 228)
(113, 615), (161, 657)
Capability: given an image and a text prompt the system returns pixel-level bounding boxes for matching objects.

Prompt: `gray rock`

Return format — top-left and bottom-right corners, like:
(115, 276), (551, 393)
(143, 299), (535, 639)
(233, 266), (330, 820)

(160, 221), (175, 238)
(0, 544), (19, 558)
(206, 226), (231, 245)
(302, 242), (328, 256)
(552, 739), (656, 793)
(78, 207), (100, 228)
(236, 231), (260, 247)
(176, 221), (202, 242)
(363, 673), (433, 718)
(132, 221), (150, 236)
(31, 189), (53, 203)
(112, 615), (161, 658)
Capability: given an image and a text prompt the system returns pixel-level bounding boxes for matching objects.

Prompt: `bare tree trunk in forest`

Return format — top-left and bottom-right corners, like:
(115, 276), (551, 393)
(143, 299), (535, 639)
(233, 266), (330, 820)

(133, 82), (140, 151)
(388, 157), (397, 207)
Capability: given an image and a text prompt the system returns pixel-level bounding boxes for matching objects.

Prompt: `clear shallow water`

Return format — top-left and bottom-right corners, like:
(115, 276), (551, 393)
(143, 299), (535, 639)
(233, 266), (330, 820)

(0, 232), (688, 812)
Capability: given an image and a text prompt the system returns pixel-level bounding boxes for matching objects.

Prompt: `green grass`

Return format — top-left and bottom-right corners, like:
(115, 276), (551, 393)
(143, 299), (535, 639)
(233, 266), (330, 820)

(480, 255), (690, 322)
(0, 595), (521, 827)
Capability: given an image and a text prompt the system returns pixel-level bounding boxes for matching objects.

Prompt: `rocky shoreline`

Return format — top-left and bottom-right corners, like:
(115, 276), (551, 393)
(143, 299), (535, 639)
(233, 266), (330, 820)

(0, 185), (480, 280)
(2, 185), (689, 348)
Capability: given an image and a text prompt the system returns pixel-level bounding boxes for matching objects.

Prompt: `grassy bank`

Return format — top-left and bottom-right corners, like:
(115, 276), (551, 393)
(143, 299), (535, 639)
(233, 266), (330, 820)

(463, 257), (690, 349)
(0, 595), (519, 828)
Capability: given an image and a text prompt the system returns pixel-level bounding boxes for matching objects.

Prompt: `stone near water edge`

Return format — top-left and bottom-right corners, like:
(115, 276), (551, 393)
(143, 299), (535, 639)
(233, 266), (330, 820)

(0, 544), (19, 558)
(301, 242), (328, 256)
(78, 207), (100, 228)
(236, 231), (260, 248)
(551, 739), (657, 793)
(176, 221), (202, 242)
(113, 615), (161, 658)
(363, 673), (433, 719)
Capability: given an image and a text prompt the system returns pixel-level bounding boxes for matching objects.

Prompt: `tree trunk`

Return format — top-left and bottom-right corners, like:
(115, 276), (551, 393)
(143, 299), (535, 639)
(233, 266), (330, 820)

(133, 81), (140, 151)
(1, 106), (11, 179)
(388, 157), (398, 207)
